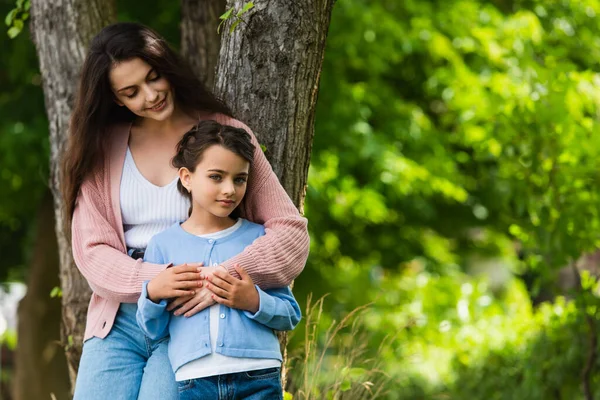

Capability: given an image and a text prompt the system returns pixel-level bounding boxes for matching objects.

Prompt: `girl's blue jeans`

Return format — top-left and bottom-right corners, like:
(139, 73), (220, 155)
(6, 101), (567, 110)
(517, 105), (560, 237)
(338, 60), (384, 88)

(73, 303), (178, 400)
(177, 367), (283, 400)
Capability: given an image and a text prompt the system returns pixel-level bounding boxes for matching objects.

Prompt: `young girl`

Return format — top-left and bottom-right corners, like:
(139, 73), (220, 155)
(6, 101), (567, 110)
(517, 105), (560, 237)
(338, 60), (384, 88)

(136, 120), (300, 399)
(66, 22), (309, 399)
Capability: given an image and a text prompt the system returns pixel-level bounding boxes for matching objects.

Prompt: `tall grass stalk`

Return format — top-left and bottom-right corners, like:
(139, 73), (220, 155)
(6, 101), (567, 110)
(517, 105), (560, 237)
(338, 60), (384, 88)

(287, 293), (398, 399)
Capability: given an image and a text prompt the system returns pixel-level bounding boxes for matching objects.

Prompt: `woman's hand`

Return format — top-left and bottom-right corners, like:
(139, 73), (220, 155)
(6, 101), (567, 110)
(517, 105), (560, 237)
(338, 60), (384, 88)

(146, 263), (203, 303)
(166, 265), (225, 316)
(206, 264), (259, 313)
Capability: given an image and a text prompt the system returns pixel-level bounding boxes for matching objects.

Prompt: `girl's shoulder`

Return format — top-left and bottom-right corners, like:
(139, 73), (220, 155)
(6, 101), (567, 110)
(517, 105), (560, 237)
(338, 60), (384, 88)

(238, 218), (265, 237)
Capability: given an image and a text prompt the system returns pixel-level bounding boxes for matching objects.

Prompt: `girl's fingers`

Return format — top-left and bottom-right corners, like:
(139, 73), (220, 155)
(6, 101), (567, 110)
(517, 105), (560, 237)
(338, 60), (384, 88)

(213, 269), (236, 284)
(211, 294), (232, 308)
(173, 290), (195, 298)
(171, 264), (201, 274)
(207, 275), (233, 291)
(206, 283), (230, 299)
(175, 272), (203, 281)
(175, 281), (202, 289)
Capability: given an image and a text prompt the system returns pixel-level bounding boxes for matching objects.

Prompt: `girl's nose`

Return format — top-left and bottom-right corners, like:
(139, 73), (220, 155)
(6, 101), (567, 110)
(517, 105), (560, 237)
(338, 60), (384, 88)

(222, 181), (235, 195)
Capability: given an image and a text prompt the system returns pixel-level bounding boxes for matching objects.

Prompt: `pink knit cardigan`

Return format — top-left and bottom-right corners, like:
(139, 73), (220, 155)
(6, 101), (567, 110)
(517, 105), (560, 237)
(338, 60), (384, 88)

(71, 114), (309, 341)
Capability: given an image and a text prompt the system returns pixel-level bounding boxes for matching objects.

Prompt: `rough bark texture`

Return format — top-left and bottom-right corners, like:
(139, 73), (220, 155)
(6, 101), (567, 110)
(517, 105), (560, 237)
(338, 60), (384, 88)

(30, 0), (116, 390)
(14, 190), (70, 400)
(181, 0), (226, 88)
(213, 0), (335, 390)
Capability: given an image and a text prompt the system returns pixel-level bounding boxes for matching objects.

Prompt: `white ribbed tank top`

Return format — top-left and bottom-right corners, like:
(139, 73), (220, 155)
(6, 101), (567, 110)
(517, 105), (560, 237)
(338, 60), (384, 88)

(120, 147), (190, 249)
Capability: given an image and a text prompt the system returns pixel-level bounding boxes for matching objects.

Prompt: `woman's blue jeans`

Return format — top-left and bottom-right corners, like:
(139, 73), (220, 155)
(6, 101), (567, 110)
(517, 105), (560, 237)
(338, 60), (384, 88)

(73, 303), (178, 400)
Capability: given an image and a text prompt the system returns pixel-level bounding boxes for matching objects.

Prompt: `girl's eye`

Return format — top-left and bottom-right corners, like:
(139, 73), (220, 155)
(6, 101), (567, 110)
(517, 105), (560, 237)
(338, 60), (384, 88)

(234, 177), (247, 184)
(149, 73), (161, 81)
(209, 174), (222, 181)
(126, 91), (137, 99)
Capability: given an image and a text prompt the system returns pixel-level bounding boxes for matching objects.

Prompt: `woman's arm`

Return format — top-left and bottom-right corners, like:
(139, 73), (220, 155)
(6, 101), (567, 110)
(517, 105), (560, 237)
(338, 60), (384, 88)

(71, 173), (168, 303)
(217, 118), (310, 288)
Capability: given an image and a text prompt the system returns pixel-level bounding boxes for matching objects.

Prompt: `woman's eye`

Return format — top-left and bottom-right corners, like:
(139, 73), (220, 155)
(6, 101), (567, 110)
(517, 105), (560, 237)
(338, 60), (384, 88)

(209, 175), (222, 181)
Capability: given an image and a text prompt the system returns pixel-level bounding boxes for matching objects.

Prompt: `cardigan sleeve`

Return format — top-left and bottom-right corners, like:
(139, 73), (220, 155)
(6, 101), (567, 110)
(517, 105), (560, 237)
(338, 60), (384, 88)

(71, 171), (168, 303)
(217, 118), (310, 289)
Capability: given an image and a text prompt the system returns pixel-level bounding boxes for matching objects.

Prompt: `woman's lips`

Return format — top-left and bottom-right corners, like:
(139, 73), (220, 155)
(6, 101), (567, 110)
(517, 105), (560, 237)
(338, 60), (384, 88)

(149, 97), (166, 111)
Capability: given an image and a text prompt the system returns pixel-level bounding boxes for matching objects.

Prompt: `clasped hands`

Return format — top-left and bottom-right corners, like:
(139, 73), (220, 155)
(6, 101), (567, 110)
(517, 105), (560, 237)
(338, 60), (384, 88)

(146, 263), (259, 317)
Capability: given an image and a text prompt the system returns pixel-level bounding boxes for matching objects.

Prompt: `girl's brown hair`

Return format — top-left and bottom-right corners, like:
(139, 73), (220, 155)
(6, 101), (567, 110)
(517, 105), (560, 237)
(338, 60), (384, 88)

(173, 120), (255, 216)
(63, 22), (232, 230)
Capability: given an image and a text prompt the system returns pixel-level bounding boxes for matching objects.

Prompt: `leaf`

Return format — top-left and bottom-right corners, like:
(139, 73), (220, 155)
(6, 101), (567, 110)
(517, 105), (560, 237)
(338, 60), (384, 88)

(24, 0), (30, 11)
(260, 144), (267, 153)
(5, 9), (16, 27)
(16, 0), (24, 8)
(7, 26), (21, 38)
(229, 19), (241, 33)
(283, 391), (293, 400)
(237, 2), (254, 17)
(340, 379), (352, 392)
(220, 7), (233, 21)
(50, 286), (62, 298)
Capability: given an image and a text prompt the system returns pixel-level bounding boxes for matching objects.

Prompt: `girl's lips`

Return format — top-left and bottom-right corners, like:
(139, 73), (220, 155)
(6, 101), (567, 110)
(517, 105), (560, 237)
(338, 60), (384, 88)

(218, 200), (235, 206)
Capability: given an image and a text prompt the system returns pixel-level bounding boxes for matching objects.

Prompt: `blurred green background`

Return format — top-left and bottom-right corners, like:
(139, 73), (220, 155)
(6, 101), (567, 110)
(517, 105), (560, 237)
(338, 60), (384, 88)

(3, 0), (600, 398)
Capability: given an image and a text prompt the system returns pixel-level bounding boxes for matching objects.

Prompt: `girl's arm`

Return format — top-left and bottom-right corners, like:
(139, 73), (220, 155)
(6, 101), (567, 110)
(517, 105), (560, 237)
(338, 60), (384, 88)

(136, 281), (171, 340)
(71, 172), (169, 303)
(244, 286), (301, 331)
(217, 117), (310, 288)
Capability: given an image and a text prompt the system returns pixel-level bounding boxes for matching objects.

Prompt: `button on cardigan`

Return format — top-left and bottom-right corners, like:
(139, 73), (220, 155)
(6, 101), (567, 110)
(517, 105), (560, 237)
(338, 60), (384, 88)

(71, 114), (309, 341)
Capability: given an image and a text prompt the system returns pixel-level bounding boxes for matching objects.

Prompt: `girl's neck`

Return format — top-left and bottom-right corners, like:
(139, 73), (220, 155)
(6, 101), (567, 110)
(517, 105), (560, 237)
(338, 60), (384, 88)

(181, 210), (237, 236)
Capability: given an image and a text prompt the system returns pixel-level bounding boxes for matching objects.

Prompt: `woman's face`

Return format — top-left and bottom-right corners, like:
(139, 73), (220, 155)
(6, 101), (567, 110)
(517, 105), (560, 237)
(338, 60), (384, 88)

(109, 57), (175, 121)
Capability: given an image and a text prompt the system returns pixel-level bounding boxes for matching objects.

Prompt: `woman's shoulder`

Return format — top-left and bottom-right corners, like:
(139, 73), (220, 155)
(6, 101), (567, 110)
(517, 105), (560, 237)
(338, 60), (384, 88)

(202, 113), (251, 132)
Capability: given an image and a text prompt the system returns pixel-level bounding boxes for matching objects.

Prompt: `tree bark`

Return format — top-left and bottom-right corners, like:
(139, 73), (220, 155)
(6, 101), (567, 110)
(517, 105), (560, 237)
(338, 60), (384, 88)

(213, 0), (335, 390)
(180, 0), (226, 88)
(14, 190), (70, 400)
(30, 0), (116, 390)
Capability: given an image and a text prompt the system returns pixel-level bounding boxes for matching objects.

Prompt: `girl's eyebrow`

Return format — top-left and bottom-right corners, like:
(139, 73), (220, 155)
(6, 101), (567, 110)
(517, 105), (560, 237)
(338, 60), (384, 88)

(207, 169), (249, 176)
(117, 68), (155, 93)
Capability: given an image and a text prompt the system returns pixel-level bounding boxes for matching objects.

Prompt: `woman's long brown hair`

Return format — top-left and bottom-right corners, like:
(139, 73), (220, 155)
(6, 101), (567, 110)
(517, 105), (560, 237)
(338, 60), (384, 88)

(62, 22), (232, 235)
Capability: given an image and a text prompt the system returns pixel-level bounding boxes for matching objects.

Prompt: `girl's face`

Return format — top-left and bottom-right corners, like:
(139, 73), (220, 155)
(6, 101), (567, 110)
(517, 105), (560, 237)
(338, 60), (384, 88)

(109, 57), (175, 121)
(179, 145), (250, 221)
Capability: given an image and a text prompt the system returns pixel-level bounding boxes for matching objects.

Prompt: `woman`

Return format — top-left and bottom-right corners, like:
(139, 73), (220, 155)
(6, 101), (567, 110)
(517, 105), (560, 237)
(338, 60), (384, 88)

(63, 22), (309, 399)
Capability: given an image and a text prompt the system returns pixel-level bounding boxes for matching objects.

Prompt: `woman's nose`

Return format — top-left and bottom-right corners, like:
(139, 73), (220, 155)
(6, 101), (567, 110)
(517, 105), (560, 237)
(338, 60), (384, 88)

(143, 85), (159, 103)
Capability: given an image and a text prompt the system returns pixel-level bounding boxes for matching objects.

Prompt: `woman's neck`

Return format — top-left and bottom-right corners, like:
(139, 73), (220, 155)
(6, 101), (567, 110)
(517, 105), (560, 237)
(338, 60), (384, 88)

(181, 210), (237, 236)
(134, 105), (197, 138)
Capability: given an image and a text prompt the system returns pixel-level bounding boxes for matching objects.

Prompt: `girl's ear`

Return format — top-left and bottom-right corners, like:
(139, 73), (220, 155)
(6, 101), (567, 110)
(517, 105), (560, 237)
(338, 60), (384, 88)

(114, 97), (124, 107)
(179, 167), (192, 193)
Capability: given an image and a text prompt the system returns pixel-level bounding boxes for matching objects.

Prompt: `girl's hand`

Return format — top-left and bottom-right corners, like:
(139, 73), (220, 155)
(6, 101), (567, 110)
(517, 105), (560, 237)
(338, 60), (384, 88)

(146, 263), (203, 303)
(206, 264), (259, 313)
(165, 265), (225, 316)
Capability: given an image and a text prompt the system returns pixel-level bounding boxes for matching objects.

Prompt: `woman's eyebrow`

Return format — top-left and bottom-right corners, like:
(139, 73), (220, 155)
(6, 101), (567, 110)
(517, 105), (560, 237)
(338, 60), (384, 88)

(117, 68), (155, 93)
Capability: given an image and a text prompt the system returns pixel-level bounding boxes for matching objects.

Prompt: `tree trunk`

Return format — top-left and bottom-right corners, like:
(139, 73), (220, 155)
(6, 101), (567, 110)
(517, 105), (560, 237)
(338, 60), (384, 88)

(30, 0), (116, 391)
(213, 0), (335, 390)
(14, 190), (70, 400)
(180, 0), (226, 88)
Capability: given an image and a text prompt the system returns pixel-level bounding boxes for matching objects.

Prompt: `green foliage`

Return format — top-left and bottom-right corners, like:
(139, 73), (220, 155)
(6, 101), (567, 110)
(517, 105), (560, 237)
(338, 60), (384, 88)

(0, 0), (48, 281)
(218, 2), (254, 34)
(5, 0), (29, 38)
(294, 0), (600, 398)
